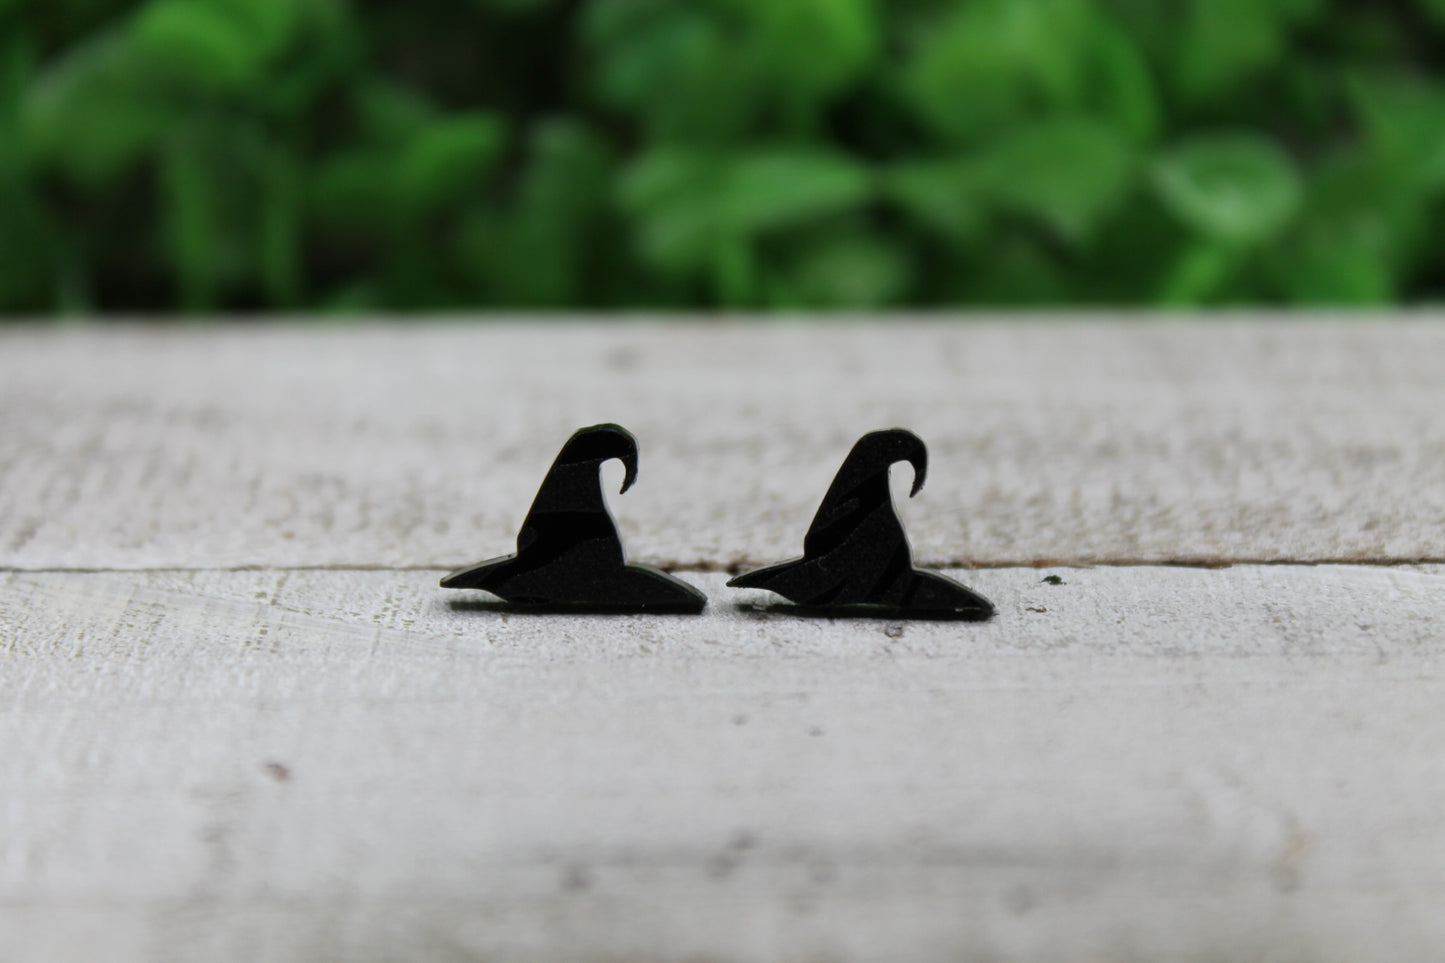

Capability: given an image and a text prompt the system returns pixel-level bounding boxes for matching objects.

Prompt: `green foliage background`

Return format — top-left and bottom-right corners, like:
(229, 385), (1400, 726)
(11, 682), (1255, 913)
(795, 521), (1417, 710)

(3, 0), (1445, 313)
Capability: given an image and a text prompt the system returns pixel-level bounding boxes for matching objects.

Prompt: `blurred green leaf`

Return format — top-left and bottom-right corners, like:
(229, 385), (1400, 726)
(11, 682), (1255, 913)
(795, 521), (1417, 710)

(259, 141), (302, 306)
(1068, 200), (1189, 303)
(1157, 242), (1240, 304)
(311, 149), (393, 229)
(1275, 235), (1394, 305)
(1267, 152), (1420, 305)
(886, 119), (1133, 247)
(1174, 0), (1278, 99)
(469, 0), (557, 10)
(20, 37), (175, 185)
(212, 0), (308, 60)
(396, 113), (506, 217)
(131, 0), (266, 90)
(903, 0), (1092, 142)
(617, 149), (718, 273)
(1420, 0), (1445, 27)
(959, 234), (1069, 304)
(1092, 0), (1172, 61)
(9, 0), (1445, 314)
(353, 80), (439, 146)
(622, 147), (871, 301)
(0, 152), (56, 310)
(1082, 20), (1159, 144)
(622, 148), (870, 260)
(457, 120), (613, 304)
(883, 159), (987, 243)
(1174, 0), (1321, 99)
(770, 228), (909, 307)
(976, 117), (1136, 242)
(1153, 135), (1302, 244)
(722, 150), (871, 234)
(1350, 75), (1445, 192)
(0, 29), (35, 121)
(736, 0), (878, 119)
(585, 4), (756, 144)
(160, 136), (222, 311)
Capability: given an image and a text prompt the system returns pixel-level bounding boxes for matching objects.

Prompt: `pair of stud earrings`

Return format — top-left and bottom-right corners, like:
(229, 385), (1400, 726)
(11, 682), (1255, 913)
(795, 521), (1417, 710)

(441, 423), (994, 620)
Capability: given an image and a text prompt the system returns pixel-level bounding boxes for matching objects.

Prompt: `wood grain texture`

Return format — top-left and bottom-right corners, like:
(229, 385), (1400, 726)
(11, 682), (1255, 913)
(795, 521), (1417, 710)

(5, 318), (1445, 962)
(2, 318), (1443, 570)
(3, 565), (1445, 962)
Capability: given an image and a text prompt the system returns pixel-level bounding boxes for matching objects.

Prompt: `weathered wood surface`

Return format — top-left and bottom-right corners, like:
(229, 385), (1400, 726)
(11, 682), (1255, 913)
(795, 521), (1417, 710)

(3, 319), (1445, 962)
(2, 318), (1443, 569)
(4, 565), (1445, 963)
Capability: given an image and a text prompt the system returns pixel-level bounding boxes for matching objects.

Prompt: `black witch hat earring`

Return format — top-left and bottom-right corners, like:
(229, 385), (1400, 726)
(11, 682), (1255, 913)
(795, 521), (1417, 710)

(441, 424), (706, 613)
(728, 429), (993, 620)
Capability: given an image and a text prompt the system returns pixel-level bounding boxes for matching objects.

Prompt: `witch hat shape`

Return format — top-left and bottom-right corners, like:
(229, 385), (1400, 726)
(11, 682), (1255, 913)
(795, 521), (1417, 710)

(728, 429), (993, 619)
(441, 424), (705, 613)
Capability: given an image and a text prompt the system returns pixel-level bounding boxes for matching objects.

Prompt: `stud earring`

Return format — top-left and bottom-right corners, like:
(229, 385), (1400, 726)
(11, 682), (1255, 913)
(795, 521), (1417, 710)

(728, 428), (993, 620)
(442, 424), (706, 613)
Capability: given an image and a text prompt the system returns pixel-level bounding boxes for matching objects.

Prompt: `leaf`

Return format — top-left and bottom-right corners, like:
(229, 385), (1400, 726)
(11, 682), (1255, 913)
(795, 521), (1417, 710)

(617, 149), (720, 273)
(1156, 242), (1241, 304)
(720, 150), (872, 234)
(1082, 20), (1159, 144)
(583, 4), (755, 144)
(1349, 75), (1445, 192)
(0, 28), (36, 123)
(902, 0), (1092, 142)
(8, 0), (1441, 312)
(1267, 152), (1419, 305)
(311, 150), (394, 230)
(1069, 201), (1192, 304)
(469, 0), (558, 11)
(395, 114), (507, 218)
(160, 137), (222, 312)
(260, 0), (359, 117)
(19, 36), (175, 185)
(883, 159), (987, 242)
(456, 120), (614, 304)
(620, 148), (872, 275)
(1174, 0), (1280, 99)
(1152, 135), (1302, 244)
(131, 0), (267, 91)
(738, 0), (878, 108)
(1173, 0), (1321, 100)
(1420, 0), (1445, 28)
(771, 229), (910, 308)
(974, 117), (1136, 243)
(258, 142), (302, 306)
(1273, 236), (1394, 305)
(0, 159), (56, 310)
(353, 80), (439, 147)
(211, 0), (308, 61)
(956, 235), (1069, 304)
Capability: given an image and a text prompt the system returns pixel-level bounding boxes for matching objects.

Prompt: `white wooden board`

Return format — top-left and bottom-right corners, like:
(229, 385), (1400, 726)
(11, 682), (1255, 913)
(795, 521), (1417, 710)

(3, 565), (1445, 963)
(3, 319), (1445, 962)
(2, 318), (1442, 570)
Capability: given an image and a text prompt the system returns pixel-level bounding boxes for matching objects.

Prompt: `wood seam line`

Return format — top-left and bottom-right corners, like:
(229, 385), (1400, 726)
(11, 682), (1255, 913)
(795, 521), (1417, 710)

(3, 558), (1445, 575)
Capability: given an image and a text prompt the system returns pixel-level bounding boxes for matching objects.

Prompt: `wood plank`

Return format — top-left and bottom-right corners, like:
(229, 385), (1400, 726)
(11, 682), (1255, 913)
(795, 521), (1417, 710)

(3, 565), (1445, 962)
(5, 319), (1445, 961)
(3, 318), (1443, 569)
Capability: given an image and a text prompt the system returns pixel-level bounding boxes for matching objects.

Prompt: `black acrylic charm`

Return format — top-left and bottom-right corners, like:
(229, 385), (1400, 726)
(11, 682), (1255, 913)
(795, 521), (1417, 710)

(441, 424), (706, 613)
(728, 429), (994, 620)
